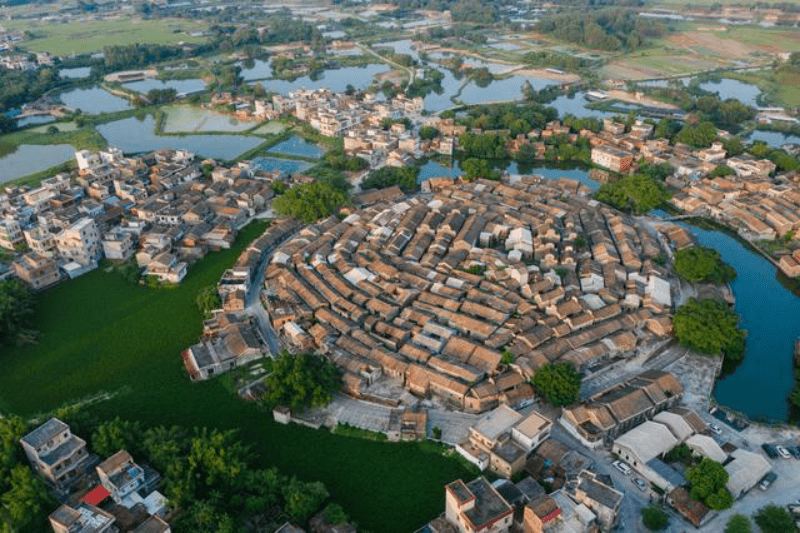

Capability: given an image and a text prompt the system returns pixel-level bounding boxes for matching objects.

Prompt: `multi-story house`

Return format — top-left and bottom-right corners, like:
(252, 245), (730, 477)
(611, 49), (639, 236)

(13, 251), (61, 290)
(48, 503), (116, 533)
(0, 219), (23, 249)
(55, 217), (102, 266)
(96, 450), (146, 504)
(20, 418), (90, 492)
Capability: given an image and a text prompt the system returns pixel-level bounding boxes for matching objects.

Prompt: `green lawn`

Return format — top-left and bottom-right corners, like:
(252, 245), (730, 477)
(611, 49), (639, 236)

(0, 221), (469, 532)
(6, 18), (209, 55)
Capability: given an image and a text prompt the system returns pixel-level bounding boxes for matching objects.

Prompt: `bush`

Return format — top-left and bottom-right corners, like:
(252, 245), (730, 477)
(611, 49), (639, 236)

(196, 286), (221, 317)
(686, 458), (732, 510)
(531, 362), (581, 407)
(362, 165), (420, 193)
(641, 506), (669, 531)
(673, 298), (745, 361)
(673, 246), (736, 284)
(724, 514), (751, 533)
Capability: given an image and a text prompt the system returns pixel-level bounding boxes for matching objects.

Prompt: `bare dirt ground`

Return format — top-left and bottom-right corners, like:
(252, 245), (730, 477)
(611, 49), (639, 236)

(605, 89), (681, 109)
(510, 67), (581, 83)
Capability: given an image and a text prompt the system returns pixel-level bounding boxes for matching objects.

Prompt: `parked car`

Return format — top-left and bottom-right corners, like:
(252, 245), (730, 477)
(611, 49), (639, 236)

(634, 478), (647, 491)
(613, 460), (631, 476)
(762, 443), (778, 458)
(777, 445), (792, 459)
(759, 472), (777, 490)
(788, 446), (800, 460)
(709, 423), (722, 435)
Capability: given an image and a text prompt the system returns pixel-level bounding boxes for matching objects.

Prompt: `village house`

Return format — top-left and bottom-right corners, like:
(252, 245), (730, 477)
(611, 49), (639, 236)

(20, 418), (91, 492)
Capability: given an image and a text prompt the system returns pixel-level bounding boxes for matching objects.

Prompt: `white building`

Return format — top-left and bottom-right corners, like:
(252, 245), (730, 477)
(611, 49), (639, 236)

(55, 217), (101, 266)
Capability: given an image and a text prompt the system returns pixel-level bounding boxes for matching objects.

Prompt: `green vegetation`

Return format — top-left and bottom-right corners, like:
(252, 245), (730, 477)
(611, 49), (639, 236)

(322, 149), (369, 172)
(196, 286), (221, 318)
(461, 158), (500, 181)
(0, 280), (36, 347)
(332, 423), (388, 442)
(323, 503), (349, 525)
(673, 246), (737, 284)
(686, 458), (733, 510)
(673, 298), (746, 361)
(362, 165), (420, 193)
(641, 506), (669, 531)
(674, 121), (718, 148)
(459, 132), (508, 159)
(0, 415), (55, 532)
(663, 443), (692, 464)
(531, 362), (581, 407)
(725, 514), (752, 533)
(594, 174), (669, 215)
(710, 165), (735, 178)
(537, 10), (667, 51)
(263, 352), (341, 412)
(754, 504), (796, 533)
(273, 182), (348, 223)
(419, 126), (440, 140)
(0, 221), (471, 532)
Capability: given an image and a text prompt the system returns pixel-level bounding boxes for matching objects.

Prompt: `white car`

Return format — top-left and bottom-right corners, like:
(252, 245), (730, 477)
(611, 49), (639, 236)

(709, 423), (722, 435)
(613, 460), (631, 476)
(776, 445), (792, 459)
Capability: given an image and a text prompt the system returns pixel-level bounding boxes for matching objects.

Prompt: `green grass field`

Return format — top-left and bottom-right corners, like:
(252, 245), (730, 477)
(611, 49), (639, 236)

(0, 221), (470, 532)
(5, 18), (209, 55)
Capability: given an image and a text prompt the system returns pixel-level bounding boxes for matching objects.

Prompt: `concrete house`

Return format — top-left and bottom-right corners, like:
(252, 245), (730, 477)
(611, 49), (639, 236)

(20, 418), (90, 492)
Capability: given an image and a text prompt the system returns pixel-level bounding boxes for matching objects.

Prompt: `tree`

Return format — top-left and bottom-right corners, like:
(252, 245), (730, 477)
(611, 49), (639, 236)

(594, 174), (669, 215)
(532, 362), (581, 407)
(323, 503), (348, 525)
(263, 352), (341, 412)
(1, 465), (53, 533)
(0, 279), (36, 346)
(754, 504), (795, 533)
(283, 478), (329, 523)
(686, 458), (732, 510)
(273, 182), (348, 223)
(725, 514), (752, 533)
(461, 158), (500, 181)
(673, 246), (736, 284)
(419, 126), (440, 140)
(673, 298), (746, 361)
(362, 166), (419, 193)
(722, 137), (744, 156)
(196, 286), (222, 317)
(710, 164), (735, 178)
(46, 125), (59, 134)
(674, 121), (718, 148)
(641, 506), (668, 531)
(432, 426), (442, 440)
(91, 417), (143, 457)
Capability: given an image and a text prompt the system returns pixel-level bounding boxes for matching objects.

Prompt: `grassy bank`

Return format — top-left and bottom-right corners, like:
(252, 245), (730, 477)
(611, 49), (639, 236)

(0, 220), (469, 532)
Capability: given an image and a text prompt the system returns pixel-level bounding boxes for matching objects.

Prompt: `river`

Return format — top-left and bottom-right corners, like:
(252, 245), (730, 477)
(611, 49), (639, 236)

(681, 223), (800, 422)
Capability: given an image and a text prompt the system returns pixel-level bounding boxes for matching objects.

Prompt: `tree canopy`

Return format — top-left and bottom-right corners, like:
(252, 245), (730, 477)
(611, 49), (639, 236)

(594, 174), (669, 214)
(724, 514), (752, 533)
(674, 121), (718, 148)
(531, 362), (581, 407)
(461, 158), (500, 181)
(362, 165), (420, 193)
(0, 279), (36, 346)
(673, 298), (745, 361)
(263, 352), (341, 412)
(673, 246), (737, 284)
(273, 182), (348, 223)
(641, 506), (669, 531)
(685, 458), (733, 510)
(754, 504), (795, 533)
(196, 286), (222, 317)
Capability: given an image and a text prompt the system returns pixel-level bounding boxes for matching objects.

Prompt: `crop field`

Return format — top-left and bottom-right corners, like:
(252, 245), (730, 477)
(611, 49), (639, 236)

(0, 221), (469, 533)
(5, 18), (209, 55)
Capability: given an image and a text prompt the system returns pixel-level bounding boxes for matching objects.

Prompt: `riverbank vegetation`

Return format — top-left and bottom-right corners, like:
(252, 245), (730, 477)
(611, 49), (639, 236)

(0, 280), (36, 347)
(673, 298), (746, 362)
(674, 246), (737, 284)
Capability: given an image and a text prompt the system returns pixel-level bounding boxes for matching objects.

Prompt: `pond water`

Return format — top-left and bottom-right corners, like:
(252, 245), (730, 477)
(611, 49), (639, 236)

(550, 92), (616, 120)
(374, 39), (419, 61)
(254, 63), (390, 95)
(123, 78), (206, 95)
(418, 159), (598, 190)
(240, 59), (273, 81)
(423, 69), (463, 113)
(459, 75), (556, 105)
(59, 87), (131, 114)
(323, 30), (347, 39)
(699, 78), (761, 108)
(488, 42), (522, 51)
(59, 67), (91, 79)
(683, 223), (800, 422)
(162, 106), (257, 133)
(746, 129), (800, 148)
(251, 156), (313, 174)
(96, 115), (262, 160)
(462, 58), (516, 74)
(16, 115), (54, 128)
(267, 135), (324, 159)
(0, 144), (75, 183)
